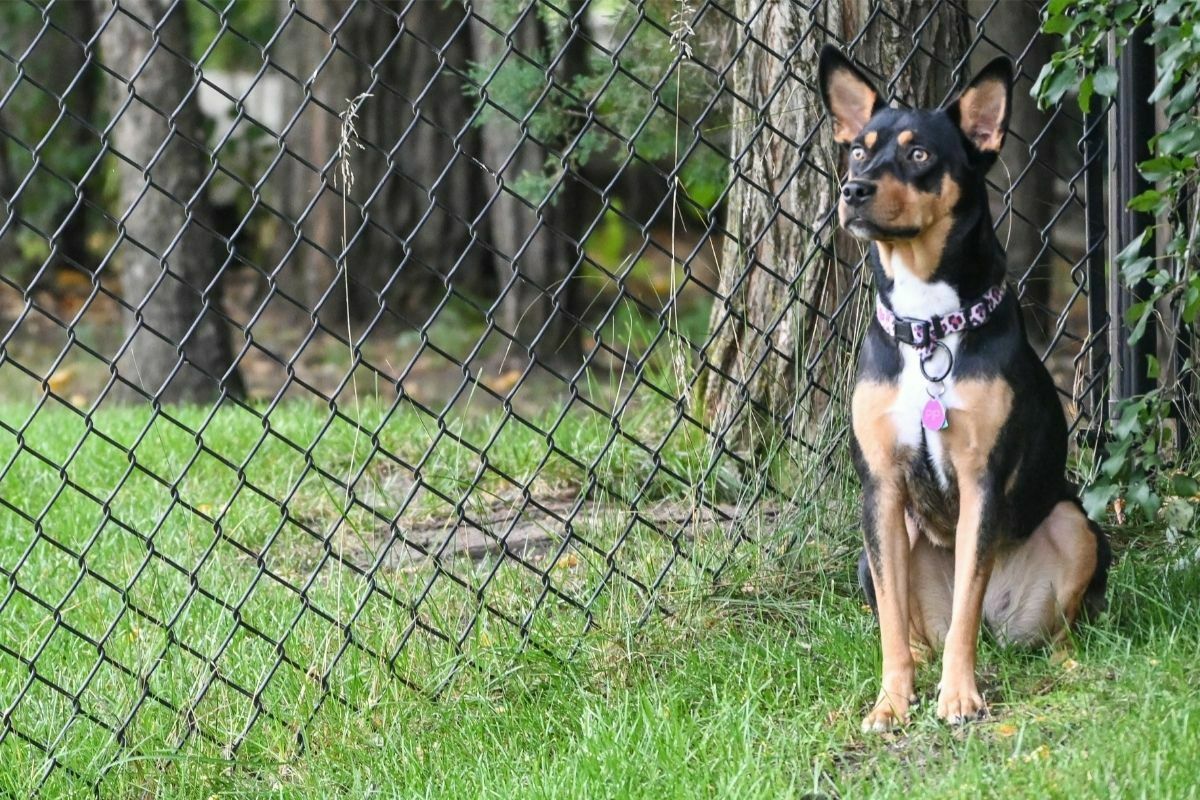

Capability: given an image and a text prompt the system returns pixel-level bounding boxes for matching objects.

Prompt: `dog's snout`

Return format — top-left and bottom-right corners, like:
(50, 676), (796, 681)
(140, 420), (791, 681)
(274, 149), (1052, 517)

(842, 180), (877, 207)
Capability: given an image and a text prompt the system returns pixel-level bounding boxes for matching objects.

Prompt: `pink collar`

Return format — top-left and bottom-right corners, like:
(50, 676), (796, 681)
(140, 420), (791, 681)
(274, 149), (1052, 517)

(875, 284), (1007, 360)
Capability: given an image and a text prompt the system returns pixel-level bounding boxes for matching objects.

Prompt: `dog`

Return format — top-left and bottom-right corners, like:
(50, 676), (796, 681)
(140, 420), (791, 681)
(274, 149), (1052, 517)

(816, 47), (1111, 732)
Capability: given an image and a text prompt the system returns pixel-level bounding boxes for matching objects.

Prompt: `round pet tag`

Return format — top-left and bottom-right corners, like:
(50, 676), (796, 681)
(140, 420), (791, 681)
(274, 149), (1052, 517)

(921, 397), (948, 431)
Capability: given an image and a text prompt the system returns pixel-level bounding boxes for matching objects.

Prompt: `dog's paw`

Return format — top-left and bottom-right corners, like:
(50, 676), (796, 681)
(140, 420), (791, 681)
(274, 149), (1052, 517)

(936, 680), (986, 726)
(861, 692), (915, 733)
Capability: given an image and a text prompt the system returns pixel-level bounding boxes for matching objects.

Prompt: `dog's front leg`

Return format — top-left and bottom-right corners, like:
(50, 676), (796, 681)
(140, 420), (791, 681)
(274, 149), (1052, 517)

(937, 380), (1010, 724)
(936, 475), (994, 723)
(861, 476), (915, 732)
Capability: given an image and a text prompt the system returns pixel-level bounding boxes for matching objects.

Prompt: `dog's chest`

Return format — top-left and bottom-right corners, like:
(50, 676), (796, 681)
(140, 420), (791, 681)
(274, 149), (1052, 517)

(885, 265), (963, 487)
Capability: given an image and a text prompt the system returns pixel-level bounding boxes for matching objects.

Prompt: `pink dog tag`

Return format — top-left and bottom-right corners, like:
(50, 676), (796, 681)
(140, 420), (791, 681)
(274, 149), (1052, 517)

(921, 397), (949, 431)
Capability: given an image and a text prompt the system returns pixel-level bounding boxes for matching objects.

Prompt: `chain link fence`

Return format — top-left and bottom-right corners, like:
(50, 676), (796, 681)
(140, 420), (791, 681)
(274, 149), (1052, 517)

(0, 0), (1116, 792)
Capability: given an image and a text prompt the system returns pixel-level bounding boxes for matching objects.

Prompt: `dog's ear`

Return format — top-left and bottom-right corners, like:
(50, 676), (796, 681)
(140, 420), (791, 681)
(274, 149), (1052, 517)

(818, 45), (884, 145)
(946, 56), (1014, 160)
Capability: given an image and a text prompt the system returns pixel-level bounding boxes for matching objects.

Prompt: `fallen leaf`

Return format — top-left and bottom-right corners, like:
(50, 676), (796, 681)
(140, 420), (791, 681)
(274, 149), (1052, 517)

(1023, 743), (1051, 762)
(553, 553), (580, 570)
(486, 368), (523, 394)
(996, 723), (1018, 737)
(47, 367), (75, 394)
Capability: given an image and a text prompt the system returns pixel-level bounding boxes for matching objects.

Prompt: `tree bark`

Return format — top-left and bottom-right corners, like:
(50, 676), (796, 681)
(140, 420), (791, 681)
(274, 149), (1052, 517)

(98, 0), (244, 403)
(701, 0), (967, 452)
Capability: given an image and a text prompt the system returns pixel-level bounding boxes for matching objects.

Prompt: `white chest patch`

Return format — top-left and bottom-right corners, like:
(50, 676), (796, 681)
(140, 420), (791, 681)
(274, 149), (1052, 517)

(885, 252), (963, 487)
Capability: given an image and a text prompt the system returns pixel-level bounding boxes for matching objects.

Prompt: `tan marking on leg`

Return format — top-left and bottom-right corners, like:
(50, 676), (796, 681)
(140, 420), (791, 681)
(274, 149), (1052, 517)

(936, 483), (992, 724)
(851, 382), (900, 472)
(943, 379), (1013, 474)
(852, 381), (916, 732)
(935, 378), (1013, 725)
(862, 480), (916, 733)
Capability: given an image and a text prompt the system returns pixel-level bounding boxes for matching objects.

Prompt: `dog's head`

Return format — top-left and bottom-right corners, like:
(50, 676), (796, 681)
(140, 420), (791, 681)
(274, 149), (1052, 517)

(817, 46), (1013, 244)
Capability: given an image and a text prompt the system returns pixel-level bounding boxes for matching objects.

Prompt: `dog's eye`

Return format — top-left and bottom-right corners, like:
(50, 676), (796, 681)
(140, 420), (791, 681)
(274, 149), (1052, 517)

(851, 146), (866, 161)
(910, 147), (929, 162)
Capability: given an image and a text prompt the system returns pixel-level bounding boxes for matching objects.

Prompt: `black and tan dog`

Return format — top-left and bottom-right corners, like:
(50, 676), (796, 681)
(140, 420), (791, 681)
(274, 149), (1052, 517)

(817, 47), (1111, 731)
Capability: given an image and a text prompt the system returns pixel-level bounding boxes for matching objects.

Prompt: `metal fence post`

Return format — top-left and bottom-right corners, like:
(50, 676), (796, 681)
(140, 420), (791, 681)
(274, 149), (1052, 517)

(1084, 105), (1108, 429)
(1108, 24), (1157, 421)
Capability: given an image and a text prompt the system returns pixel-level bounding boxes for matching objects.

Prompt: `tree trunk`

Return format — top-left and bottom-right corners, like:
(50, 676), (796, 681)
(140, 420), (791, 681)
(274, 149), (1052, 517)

(50, 0), (98, 281)
(472, 0), (589, 368)
(701, 0), (967, 452)
(97, 0), (244, 403)
(279, 1), (488, 330)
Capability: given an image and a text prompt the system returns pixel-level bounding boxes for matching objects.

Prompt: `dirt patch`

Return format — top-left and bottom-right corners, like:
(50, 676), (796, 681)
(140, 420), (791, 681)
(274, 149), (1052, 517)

(317, 493), (783, 573)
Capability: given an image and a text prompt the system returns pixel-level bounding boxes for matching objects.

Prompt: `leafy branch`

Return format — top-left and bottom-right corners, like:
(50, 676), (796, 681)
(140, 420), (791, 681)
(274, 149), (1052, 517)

(1035, 0), (1199, 531)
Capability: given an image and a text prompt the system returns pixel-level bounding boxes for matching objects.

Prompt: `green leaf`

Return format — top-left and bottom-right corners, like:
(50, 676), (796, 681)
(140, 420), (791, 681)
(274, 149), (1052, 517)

(1149, 67), (1178, 104)
(1101, 450), (1128, 479)
(1166, 76), (1198, 117)
(1128, 306), (1152, 344)
(1129, 481), (1161, 515)
(1093, 65), (1119, 96)
(1182, 281), (1200, 324)
(1124, 299), (1150, 326)
(1161, 496), (1195, 532)
(1114, 404), (1144, 439)
(1170, 474), (1200, 497)
(1078, 74), (1095, 113)
(1156, 122), (1200, 155)
(1113, 1), (1139, 22)
(1127, 189), (1161, 212)
(1116, 233), (1150, 266)
(1082, 483), (1118, 521)
(1043, 13), (1075, 36)
(1121, 256), (1153, 284)
(1140, 155), (1190, 181)
(1038, 64), (1080, 107)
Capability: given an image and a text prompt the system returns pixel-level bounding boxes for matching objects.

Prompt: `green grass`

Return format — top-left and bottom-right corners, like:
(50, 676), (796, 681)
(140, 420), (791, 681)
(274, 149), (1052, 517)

(11, 525), (1196, 799)
(0, 397), (1197, 797)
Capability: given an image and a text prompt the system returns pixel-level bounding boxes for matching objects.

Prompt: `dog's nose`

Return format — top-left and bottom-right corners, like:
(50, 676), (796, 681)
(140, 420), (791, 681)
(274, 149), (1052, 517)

(841, 180), (877, 207)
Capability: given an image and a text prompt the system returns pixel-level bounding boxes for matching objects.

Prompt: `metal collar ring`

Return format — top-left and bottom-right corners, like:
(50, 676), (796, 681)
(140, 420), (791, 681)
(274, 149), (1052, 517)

(920, 340), (953, 383)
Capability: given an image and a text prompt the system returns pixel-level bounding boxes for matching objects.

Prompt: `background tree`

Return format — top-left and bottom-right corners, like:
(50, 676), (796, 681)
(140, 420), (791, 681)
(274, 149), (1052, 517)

(472, 0), (591, 368)
(270, 0), (489, 332)
(97, 0), (244, 402)
(0, 1), (99, 291)
(700, 0), (968, 450)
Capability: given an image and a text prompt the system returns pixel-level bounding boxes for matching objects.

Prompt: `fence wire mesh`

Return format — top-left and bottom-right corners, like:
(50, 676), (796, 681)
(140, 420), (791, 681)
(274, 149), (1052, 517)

(0, 0), (1110, 792)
